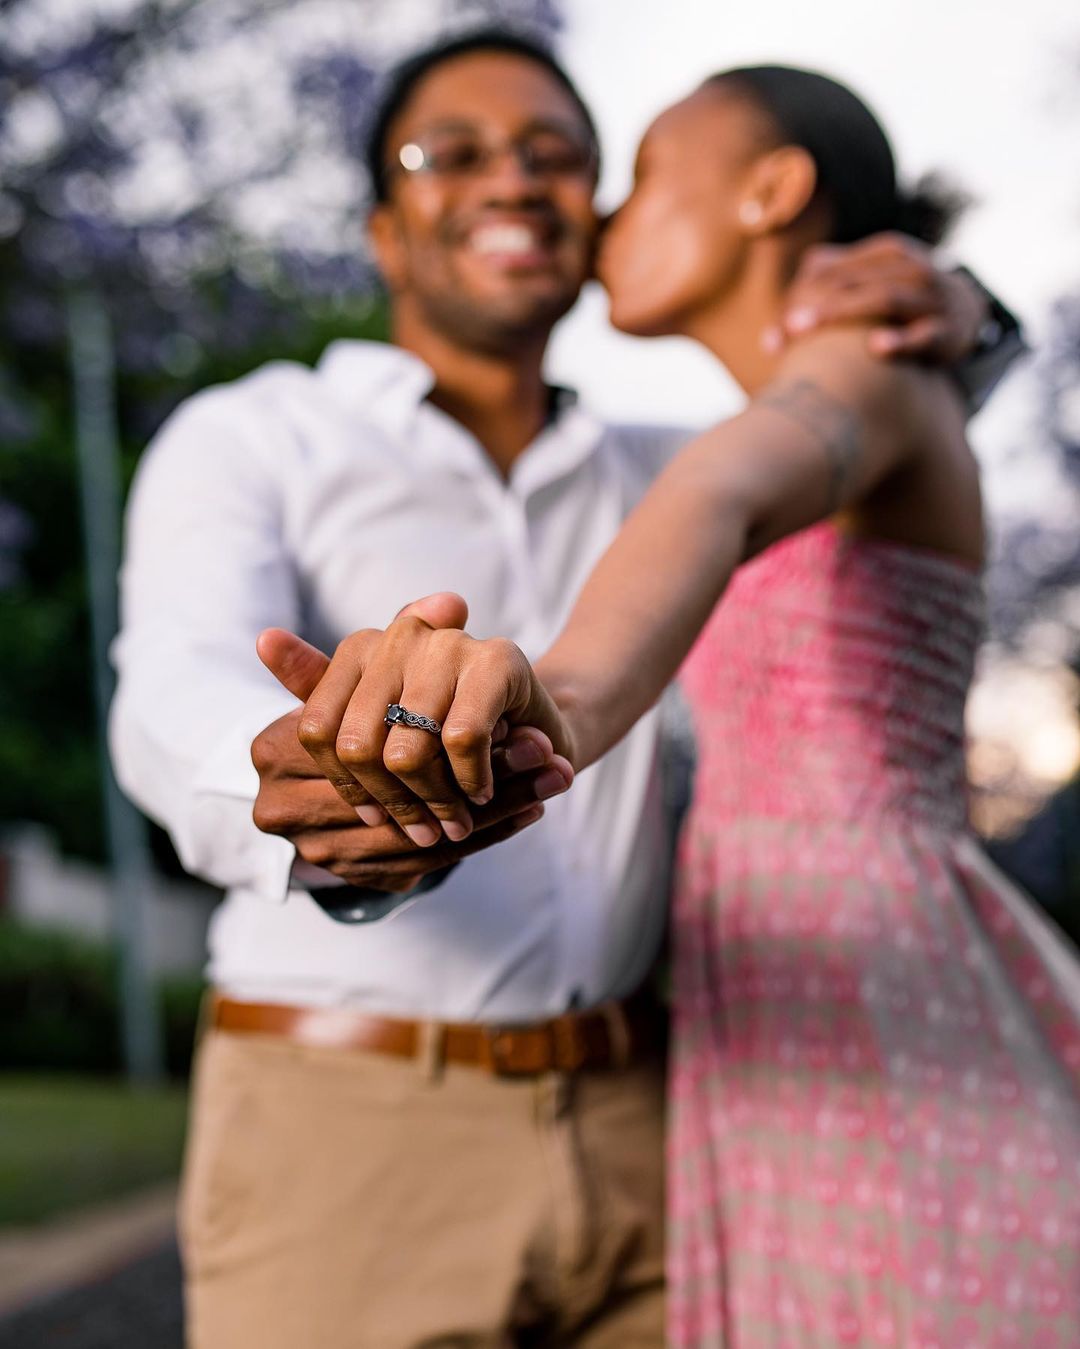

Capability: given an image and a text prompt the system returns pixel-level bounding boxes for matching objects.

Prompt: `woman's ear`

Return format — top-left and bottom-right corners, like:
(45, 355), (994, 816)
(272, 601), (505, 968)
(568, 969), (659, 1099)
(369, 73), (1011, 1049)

(739, 146), (819, 235)
(367, 204), (407, 292)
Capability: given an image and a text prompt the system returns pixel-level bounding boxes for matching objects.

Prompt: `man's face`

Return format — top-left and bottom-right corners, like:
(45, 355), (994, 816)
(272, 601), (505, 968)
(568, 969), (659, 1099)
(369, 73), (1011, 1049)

(368, 51), (599, 354)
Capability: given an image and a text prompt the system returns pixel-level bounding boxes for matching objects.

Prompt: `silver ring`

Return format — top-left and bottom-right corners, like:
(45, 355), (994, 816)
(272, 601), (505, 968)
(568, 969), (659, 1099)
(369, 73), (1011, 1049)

(384, 703), (442, 736)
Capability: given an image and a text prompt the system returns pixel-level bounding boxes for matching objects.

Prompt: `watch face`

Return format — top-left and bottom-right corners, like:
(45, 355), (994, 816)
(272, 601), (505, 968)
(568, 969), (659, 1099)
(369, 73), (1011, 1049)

(308, 863), (459, 924)
(308, 888), (416, 924)
(977, 317), (1004, 352)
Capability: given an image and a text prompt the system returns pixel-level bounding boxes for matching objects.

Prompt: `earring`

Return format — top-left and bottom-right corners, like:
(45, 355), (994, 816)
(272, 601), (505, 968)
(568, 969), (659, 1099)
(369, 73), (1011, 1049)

(739, 200), (763, 227)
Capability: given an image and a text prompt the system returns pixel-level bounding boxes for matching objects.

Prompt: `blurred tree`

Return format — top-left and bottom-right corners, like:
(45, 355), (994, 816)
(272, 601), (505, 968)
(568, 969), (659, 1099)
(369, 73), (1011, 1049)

(987, 294), (1080, 663)
(0, 0), (562, 864)
(971, 41), (1080, 934)
(983, 292), (1080, 936)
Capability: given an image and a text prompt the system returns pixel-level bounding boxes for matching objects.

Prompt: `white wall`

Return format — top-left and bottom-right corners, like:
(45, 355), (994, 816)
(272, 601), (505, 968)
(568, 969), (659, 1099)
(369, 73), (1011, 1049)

(2, 827), (215, 975)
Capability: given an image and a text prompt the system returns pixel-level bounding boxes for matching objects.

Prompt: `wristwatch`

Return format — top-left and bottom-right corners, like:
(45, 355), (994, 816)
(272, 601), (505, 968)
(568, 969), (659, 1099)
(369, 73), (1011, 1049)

(307, 863), (459, 924)
(950, 267), (1029, 414)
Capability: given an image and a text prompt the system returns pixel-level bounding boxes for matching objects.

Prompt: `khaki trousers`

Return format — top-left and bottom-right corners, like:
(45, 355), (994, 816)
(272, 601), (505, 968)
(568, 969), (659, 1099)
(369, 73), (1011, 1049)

(179, 1023), (666, 1348)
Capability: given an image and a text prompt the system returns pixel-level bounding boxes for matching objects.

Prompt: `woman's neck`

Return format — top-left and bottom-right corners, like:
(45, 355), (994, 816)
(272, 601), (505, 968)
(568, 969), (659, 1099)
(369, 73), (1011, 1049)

(682, 240), (803, 396)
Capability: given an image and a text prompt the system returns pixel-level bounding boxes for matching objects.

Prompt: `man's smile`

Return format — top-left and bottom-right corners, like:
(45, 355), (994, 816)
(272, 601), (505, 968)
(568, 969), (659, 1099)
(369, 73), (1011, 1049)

(456, 215), (566, 273)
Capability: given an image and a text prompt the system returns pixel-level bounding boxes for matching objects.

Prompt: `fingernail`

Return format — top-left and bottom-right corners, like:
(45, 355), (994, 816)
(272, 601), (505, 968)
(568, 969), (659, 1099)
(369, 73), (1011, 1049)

(505, 740), (546, 772)
(870, 330), (902, 354)
(760, 325), (783, 354)
(515, 805), (545, 827)
(469, 789), (493, 806)
(405, 822), (440, 848)
(533, 768), (569, 801)
(785, 306), (816, 333)
(356, 804), (387, 826)
(442, 819), (471, 842)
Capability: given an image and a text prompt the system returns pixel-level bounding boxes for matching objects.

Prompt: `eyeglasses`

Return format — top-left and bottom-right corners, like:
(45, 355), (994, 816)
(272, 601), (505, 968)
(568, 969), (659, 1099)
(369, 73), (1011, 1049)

(390, 127), (597, 182)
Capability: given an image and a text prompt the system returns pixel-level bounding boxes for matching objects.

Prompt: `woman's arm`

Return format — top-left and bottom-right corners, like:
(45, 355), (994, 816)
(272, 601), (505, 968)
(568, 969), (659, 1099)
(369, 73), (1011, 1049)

(535, 330), (942, 768)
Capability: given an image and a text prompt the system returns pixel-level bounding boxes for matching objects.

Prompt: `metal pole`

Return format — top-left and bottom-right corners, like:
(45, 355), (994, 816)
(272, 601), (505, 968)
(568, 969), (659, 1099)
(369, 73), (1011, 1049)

(68, 287), (164, 1084)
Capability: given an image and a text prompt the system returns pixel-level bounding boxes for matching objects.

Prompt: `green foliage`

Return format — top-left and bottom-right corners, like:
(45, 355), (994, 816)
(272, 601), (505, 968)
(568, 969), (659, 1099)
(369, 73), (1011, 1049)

(0, 919), (121, 1072)
(0, 287), (390, 865)
(0, 1075), (188, 1226)
(158, 969), (209, 1079)
(0, 917), (205, 1077)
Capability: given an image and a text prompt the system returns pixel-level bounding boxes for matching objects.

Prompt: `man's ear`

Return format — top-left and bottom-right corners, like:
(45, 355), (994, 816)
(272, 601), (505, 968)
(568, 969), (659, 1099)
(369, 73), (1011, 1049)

(741, 146), (819, 235)
(367, 204), (407, 292)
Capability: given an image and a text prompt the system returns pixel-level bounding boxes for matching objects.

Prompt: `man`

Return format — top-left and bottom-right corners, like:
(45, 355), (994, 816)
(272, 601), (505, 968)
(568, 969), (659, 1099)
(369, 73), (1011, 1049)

(110, 27), (1017, 1348)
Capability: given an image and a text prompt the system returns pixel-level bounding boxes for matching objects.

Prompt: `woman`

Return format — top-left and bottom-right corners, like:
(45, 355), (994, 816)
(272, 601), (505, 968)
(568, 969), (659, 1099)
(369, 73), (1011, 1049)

(280, 69), (1080, 1345)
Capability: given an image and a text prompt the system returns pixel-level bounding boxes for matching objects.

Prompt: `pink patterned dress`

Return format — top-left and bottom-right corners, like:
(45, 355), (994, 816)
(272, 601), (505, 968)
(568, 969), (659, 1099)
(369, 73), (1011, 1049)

(669, 521), (1080, 1349)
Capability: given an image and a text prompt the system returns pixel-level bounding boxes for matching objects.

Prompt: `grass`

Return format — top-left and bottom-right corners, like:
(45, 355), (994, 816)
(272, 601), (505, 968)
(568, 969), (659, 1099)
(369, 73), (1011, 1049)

(0, 1075), (188, 1227)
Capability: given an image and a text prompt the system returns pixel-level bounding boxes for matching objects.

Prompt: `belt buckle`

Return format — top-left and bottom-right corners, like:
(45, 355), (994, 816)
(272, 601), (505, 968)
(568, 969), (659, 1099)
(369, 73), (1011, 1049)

(482, 1024), (552, 1077)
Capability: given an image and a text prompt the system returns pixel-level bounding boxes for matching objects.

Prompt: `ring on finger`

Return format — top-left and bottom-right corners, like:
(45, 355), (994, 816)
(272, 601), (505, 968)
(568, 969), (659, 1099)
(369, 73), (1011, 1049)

(384, 703), (442, 736)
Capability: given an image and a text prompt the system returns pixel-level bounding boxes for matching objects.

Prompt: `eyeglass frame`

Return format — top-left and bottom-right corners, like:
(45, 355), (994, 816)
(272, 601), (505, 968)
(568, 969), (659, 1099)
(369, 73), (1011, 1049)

(385, 118), (599, 185)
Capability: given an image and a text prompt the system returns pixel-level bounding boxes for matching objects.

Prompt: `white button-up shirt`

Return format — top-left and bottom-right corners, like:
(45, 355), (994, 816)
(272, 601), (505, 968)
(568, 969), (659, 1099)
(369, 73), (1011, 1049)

(110, 340), (687, 1021)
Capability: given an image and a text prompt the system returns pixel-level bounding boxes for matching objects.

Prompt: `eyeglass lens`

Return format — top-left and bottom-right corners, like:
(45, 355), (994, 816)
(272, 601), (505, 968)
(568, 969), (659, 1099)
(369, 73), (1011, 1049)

(396, 128), (594, 179)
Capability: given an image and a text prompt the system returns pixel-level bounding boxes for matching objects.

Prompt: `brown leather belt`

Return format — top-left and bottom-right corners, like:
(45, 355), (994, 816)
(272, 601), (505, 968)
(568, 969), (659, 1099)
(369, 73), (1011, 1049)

(209, 991), (662, 1077)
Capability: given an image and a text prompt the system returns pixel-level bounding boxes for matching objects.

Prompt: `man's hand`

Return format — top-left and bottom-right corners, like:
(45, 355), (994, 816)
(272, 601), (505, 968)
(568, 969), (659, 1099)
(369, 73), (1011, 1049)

(253, 601), (570, 889)
(251, 705), (557, 892)
(261, 602), (573, 849)
(256, 593), (475, 833)
(772, 233), (987, 363)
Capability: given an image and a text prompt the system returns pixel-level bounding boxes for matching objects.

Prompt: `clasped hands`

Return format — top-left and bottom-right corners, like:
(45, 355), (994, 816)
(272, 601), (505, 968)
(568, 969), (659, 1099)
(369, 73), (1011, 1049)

(259, 590), (563, 847)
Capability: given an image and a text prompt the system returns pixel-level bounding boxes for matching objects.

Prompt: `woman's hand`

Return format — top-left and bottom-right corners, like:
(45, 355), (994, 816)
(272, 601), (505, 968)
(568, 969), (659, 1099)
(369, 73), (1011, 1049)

(259, 594), (576, 849)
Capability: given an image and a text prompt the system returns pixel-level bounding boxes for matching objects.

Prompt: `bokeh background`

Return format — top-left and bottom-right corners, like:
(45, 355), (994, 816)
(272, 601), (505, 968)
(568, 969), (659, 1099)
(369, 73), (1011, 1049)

(0, 0), (1077, 1342)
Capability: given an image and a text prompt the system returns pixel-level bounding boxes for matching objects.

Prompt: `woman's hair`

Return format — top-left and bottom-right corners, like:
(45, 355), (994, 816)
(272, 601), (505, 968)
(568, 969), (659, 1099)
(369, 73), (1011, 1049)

(705, 65), (965, 246)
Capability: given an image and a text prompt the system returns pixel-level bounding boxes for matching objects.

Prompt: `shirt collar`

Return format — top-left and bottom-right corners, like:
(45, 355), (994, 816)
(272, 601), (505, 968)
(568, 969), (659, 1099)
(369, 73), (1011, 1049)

(316, 338), (606, 493)
(509, 392), (605, 500)
(317, 339), (435, 437)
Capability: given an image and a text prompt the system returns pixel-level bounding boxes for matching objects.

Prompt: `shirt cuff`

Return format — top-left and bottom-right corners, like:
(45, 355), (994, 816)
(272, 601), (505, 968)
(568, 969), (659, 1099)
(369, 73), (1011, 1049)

(186, 701), (301, 903)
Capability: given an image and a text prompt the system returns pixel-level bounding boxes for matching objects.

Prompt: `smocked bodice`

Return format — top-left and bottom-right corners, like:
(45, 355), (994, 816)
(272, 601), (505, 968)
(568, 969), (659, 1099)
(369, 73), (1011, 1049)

(678, 521), (984, 833)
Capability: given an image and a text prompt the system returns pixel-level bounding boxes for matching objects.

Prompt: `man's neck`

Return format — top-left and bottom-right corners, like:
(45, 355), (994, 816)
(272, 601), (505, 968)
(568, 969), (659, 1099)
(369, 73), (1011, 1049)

(392, 315), (552, 480)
